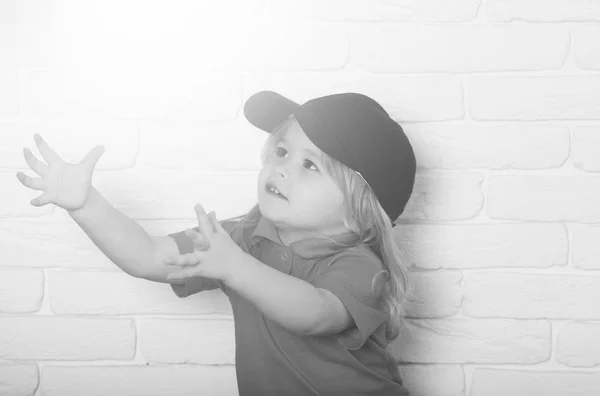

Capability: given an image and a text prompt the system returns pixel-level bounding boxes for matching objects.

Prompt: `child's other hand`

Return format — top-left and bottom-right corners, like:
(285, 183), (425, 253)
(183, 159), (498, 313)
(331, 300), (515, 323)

(165, 204), (246, 283)
(16, 134), (104, 210)
(160, 227), (209, 270)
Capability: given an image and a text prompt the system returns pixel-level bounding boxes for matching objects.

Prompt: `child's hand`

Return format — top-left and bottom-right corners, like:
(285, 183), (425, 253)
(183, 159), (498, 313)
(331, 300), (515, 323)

(165, 204), (246, 283)
(16, 134), (104, 210)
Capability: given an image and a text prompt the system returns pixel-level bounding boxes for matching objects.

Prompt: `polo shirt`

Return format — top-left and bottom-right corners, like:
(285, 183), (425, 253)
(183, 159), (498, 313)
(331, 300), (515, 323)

(169, 214), (409, 396)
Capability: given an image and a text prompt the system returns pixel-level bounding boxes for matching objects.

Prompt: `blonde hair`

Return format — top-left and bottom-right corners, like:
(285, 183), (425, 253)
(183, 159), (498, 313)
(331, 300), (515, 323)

(230, 116), (410, 341)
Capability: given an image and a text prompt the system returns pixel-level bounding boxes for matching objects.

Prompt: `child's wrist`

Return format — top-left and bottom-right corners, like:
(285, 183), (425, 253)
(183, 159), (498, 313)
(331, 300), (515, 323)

(223, 252), (261, 290)
(67, 186), (96, 216)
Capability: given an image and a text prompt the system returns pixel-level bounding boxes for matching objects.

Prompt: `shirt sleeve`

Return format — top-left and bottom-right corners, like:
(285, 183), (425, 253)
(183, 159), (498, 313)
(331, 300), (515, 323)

(168, 219), (239, 298)
(310, 248), (389, 350)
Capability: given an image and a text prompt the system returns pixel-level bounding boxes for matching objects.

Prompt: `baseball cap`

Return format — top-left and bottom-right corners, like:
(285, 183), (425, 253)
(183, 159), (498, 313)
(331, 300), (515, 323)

(243, 90), (416, 224)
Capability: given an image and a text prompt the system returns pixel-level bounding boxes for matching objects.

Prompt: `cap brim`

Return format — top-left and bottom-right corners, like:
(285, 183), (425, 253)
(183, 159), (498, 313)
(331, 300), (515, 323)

(243, 91), (301, 133)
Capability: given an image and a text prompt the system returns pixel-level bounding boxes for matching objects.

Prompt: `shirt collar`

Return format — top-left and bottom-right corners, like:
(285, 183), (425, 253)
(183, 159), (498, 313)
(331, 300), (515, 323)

(250, 215), (360, 260)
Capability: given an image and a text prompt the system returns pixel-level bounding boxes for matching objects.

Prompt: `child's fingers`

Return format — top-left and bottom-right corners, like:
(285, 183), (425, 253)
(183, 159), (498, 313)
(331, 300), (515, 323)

(166, 269), (192, 281)
(164, 252), (202, 267)
(194, 204), (214, 236)
(16, 172), (46, 192)
(31, 192), (52, 207)
(33, 134), (63, 166)
(16, 172), (53, 206)
(23, 147), (49, 177)
(81, 145), (105, 172)
(208, 211), (225, 234)
(184, 228), (210, 250)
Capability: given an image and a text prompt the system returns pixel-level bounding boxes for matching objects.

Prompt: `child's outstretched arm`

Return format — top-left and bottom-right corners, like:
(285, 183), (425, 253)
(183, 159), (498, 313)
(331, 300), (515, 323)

(16, 134), (182, 284)
(68, 186), (183, 283)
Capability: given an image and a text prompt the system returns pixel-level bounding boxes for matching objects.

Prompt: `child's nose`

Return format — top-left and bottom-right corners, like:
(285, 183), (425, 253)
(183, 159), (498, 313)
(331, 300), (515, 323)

(275, 160), (292, 179)
(275, 165), (288, 178)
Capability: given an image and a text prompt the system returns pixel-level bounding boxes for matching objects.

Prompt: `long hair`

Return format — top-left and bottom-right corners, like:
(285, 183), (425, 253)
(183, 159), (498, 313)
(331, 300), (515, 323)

(230, 115), (410, 341)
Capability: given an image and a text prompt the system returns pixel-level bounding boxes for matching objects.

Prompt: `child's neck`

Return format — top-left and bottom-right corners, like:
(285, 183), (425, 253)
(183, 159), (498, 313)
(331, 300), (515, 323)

(275, 225), (353, 246)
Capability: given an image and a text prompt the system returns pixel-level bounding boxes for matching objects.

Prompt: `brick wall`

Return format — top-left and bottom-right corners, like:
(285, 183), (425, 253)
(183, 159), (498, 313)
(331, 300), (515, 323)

(1, 1), (600, 395)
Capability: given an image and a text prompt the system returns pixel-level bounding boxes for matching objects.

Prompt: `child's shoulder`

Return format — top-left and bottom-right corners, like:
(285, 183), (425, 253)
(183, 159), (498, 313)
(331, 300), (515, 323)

(315, 243), (387, 299)
(220, 217), (243, 232)
(326, 242), (384, 272)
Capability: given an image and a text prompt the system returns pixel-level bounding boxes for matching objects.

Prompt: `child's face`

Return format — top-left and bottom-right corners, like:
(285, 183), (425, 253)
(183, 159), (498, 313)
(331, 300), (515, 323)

(257, 121), (349, 242)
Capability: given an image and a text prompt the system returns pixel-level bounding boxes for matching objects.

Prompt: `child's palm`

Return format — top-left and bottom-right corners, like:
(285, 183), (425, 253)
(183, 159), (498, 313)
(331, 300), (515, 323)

(44, 160), (95, 209)
(17, 134), (104, 210)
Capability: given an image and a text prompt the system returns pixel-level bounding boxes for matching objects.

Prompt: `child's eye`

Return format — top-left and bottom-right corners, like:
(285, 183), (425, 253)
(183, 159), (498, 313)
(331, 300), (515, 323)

(274, 147), (287, 157)
(303, 159), (318, 171)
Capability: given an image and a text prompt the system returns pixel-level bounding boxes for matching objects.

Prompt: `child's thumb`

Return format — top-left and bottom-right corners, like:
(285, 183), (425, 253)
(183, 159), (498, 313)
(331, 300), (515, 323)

(82, 145), (105, 170)
(208, 211), (222, 233)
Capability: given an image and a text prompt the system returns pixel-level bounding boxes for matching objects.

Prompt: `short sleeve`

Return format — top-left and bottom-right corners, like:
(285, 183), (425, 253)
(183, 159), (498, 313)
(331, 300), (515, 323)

(311, 248), (388, 350)
(168, 219), (239, 298)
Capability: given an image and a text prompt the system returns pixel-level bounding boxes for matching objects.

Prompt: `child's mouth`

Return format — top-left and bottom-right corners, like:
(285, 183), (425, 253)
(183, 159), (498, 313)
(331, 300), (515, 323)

(265, 182), (288, 200)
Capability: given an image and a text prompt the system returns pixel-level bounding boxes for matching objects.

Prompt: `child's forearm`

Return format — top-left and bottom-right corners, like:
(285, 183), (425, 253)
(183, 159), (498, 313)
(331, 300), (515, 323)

(225, 255), (351, 336)
(68, 187), (160, 278)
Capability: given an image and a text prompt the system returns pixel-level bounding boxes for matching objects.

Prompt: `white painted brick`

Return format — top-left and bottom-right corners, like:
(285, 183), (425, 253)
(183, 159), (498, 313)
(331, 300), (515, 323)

(264, 0), (382, 20)
(463, 273), (600, 319)
(92, 169), (258, 220)
(42, 365), (238, 396)
(572, 126), (600, 172)
(139, 119), (265, 171)
(574, 26), (600, 70)
(0, 268), (43, 313)
(467, 76), (600, 121)
(382, 0), (481, 21)
(1, 118), (138, 170)
(244, 74), (464, 122)
(58, 18), (347, 71)
(487, 0), (600, 21)
(114, 22), (347, 72)
(0, 67), (19, 114)
(52, 0), (261, 31)
(353, 25), (567, 73)
(0, 170), (54, 218)
(400, 224), (567, 270)
(404, 271), (462, 318)
(0, 0), (55, 67)
(398, 364), (464, 396)
(471, 369), (600, 396)
(230, 23), (349, 71)
(571, 224), (600, 270)
(556, 322), (600, 367)
(390, 318), (550, 364)
(405, 123), (569, 169)
(403, 172), (483, 221)
(52, 0), (260, 69)
(140, 319), (235, 364)
(0, 217), (119, 269)
(0, 362), (38, 396)
(264, 0), (480, 21)
(52, 0), (262, 31)
(20, 69), (242, 120)
(0, 317), (135, 360)
(50, 271), (231, 315)
(487, 175), (600, 221)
